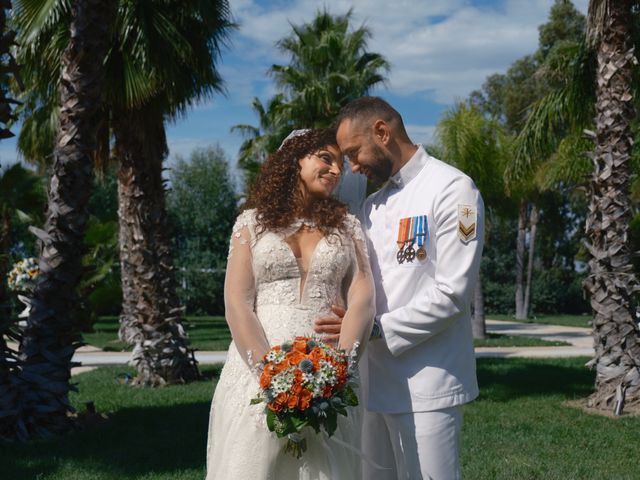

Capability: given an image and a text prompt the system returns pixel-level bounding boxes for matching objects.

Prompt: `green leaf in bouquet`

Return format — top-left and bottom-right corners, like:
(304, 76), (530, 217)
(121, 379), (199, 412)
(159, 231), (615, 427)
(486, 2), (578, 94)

(324, 410), (338, 437)
(306, 414), (321, 434)
(250, 396), (264, 405)
(291, 415), (308, 432)
(266, 409), (276, 432)
(334, 406), (347, 417)
(343, 385), (359, 407)
(272, 414), (301, 437)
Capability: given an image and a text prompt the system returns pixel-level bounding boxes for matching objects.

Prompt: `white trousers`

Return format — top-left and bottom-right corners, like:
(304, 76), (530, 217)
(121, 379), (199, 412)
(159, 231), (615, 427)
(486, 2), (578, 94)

(362, 407), (462, 480)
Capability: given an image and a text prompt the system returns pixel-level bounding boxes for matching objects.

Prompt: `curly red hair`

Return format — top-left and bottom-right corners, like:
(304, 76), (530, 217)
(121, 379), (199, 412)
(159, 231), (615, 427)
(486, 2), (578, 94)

(244, 129), (348, 236)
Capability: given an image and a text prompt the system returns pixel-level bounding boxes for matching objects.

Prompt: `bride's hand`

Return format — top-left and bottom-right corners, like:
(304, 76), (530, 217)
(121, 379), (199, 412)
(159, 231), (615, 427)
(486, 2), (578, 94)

(313, 304), (345, 344)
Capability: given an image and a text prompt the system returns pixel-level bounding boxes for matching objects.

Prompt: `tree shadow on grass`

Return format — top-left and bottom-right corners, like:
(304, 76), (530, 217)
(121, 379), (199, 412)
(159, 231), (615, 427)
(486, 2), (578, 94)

(3, 366), (224, 479)
(4, 400), (213, 479)
(476, 357), (595, 402)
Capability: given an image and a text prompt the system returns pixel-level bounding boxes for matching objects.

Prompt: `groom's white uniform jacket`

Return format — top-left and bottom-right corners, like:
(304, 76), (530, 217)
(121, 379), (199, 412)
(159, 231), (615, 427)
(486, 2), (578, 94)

(360, 146), (484, 413)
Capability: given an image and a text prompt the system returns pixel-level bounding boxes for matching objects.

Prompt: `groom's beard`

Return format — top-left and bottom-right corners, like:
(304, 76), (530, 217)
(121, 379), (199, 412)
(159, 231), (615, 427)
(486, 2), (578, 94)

(367, 143), (394, 187)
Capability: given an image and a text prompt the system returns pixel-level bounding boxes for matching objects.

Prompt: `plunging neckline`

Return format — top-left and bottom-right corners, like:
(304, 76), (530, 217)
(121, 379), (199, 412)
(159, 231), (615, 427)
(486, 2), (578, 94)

(282, 233), (325, 302)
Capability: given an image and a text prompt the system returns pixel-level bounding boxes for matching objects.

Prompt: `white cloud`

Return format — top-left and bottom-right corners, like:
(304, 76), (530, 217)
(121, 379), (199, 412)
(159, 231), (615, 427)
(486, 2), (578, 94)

(227, 0), (589, 105)
(406, 124), (437, 145)
(168, 0), (590, 165)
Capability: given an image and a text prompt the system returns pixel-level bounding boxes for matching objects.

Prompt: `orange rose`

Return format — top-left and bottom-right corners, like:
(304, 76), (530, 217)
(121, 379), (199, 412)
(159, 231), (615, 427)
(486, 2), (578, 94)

(286, 350), (306, 366)
(272, 361), (288, 373)
(268, 401), (283, 412)
(260, 371), (272, 389)
(322, 385), (333, 397)
(298, 389), (313, 410)
(293, 338), (308, 353)
(309, 347), (325, 364)
(274, 392), (289, 409)
(291, 381), (303, 395)
(287, 394), (299, 409)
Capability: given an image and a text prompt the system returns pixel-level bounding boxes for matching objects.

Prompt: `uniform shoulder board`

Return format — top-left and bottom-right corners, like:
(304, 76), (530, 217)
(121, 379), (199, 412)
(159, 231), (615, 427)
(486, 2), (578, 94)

(457, 204), (477, 243)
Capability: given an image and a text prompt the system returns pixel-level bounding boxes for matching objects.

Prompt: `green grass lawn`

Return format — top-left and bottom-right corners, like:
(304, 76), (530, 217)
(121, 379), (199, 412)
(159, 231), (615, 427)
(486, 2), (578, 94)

(2, 358), (638, 479)
(489, 313), (592, 328)
(83, 316), (232, 352)
(84, 316), (567, 351)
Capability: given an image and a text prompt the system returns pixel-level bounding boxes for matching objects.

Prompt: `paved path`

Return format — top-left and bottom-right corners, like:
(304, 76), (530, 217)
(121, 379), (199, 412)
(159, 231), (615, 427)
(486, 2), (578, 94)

(6, 319), (593, 374)
(475, 319), (594, 358)
(57, 318), (593, 372)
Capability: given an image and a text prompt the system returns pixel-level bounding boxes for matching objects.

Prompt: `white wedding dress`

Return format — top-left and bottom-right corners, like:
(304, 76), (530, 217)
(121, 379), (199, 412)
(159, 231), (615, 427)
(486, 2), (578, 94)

(206, 209), (374, 480)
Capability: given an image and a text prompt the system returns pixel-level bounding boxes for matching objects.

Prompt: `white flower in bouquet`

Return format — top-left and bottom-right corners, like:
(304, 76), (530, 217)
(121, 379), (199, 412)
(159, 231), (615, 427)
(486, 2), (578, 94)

(7, 257), (40, 292)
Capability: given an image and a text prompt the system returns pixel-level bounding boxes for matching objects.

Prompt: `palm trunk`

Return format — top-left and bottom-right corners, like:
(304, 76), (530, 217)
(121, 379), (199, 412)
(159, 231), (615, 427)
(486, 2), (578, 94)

(514, 200), (527, 319)
(17, 0), (114, 439)
(523, 203), (539, 319)
(584, 0), (640, 412)
(114, 104), (197, 387)
(472, 274), (486, 339)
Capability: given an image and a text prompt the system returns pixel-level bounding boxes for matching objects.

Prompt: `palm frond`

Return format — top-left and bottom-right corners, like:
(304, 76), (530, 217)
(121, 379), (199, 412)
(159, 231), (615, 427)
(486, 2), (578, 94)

(509, 41), (596, 182)
(534, 132), (592, 191)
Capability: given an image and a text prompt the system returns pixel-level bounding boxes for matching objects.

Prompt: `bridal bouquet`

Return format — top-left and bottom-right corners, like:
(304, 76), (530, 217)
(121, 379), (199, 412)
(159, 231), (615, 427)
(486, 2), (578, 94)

(251, 336), (359, 458)
(7, 257), (40, 292)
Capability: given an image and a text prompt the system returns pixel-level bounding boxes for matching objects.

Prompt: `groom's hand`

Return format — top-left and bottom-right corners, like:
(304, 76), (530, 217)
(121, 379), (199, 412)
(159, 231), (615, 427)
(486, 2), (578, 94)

(313, 304), (345, 344)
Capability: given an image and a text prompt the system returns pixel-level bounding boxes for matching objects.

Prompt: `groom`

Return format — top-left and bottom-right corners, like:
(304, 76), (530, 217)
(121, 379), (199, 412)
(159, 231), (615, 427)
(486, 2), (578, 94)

(315, 96), (484, 479)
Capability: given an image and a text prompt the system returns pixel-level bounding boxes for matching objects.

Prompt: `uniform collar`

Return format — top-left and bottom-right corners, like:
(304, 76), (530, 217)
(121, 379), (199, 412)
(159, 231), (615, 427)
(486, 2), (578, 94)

(388, 146), (429, 189)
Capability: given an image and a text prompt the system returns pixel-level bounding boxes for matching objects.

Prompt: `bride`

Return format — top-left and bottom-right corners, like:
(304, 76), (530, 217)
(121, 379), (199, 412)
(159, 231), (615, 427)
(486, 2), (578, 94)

(205, 128), (375, 479)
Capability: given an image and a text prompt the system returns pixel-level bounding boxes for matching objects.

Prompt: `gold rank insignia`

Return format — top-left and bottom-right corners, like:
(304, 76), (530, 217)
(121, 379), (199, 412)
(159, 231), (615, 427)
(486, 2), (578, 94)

(457, 204), (477, 243)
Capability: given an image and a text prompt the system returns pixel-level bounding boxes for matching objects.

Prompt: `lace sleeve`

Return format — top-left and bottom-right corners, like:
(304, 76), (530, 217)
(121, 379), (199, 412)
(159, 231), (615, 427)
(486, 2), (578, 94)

(224, 211), (270, 370)
(338, 215), (376, 358)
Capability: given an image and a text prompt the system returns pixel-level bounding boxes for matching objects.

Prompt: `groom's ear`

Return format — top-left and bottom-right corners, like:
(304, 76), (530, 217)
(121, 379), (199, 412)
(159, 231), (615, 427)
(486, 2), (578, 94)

(372, 120), (391, 145)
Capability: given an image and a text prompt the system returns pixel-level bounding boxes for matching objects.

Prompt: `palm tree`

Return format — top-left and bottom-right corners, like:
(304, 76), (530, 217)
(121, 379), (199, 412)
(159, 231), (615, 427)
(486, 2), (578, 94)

(112, 101), (197, 386)
(232, 94), (291, 188)
(272, 9), (389, 126)
(13, 0), (116, 438)
(474, 1), (587, 321)
(234, 9), (389, 188)
(436, 102), (511, 338)
(582, 0), (639, 412)
(15, 0), (235, 386)
(512, 0), (640, 412)
(111, 3), (234, 386)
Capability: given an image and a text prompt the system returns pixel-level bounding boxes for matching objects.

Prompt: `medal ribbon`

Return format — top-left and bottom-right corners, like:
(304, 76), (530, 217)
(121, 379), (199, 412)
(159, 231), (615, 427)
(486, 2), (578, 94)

(404, 217), (411, 246)
(416, 215), (426, 248)
(410, 216), (419, 246)
(397, 218), (410, 250)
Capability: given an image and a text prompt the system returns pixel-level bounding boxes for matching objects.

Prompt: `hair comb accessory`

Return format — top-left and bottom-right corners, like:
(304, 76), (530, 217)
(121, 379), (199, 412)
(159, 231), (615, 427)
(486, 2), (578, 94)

(278, 129), (311, 151)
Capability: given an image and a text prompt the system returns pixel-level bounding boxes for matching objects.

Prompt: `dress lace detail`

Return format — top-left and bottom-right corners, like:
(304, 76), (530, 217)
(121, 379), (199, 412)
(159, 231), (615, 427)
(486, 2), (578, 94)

(206, 209), (367, 480)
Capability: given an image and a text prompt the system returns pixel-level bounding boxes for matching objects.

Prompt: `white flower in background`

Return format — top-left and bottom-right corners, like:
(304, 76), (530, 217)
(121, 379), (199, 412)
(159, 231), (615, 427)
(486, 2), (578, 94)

(7, 257), (40, 292)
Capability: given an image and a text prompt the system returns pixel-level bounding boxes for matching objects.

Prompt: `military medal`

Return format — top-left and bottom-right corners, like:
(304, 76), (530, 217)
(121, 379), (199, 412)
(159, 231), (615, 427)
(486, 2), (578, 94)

(396, 217), (410, 264)
(416, 215), (427, 261)
(404, 245), (416, 262)
(403, 216), (417, 262)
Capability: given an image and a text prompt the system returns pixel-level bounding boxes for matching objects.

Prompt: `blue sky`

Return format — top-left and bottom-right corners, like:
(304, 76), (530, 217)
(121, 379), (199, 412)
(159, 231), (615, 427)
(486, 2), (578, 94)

(0, 0), (588, 181)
